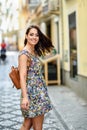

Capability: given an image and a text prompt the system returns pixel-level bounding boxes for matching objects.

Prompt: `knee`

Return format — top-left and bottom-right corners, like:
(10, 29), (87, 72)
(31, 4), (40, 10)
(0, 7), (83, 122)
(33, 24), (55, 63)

(33, 125), (42, 130)
(20, 124), (29, 130)
(23, 124), (29, 130)
(23, 121), (32, 130)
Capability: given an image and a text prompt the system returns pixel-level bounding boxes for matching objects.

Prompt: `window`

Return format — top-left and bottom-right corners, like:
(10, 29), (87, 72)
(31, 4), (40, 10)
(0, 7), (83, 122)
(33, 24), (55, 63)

(68, 11), (78, 78)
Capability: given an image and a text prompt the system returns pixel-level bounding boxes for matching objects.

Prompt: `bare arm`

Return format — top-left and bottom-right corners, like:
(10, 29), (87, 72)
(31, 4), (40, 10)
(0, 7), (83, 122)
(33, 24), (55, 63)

(18, 54), (28, 98)
(18, 54), (30, 110)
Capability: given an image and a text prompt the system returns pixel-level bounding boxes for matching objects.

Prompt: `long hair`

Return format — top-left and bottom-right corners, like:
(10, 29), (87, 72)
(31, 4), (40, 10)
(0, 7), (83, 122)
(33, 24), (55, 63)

(24, 25), (54, 56)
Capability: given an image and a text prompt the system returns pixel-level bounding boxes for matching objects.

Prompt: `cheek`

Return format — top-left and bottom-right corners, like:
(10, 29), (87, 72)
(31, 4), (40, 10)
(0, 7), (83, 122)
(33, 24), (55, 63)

(37, 37), (39, 42)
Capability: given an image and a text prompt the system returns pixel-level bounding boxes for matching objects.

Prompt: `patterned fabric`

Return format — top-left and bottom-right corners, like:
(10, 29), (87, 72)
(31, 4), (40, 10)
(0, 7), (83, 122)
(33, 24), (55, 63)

(19, 50), (52, 118)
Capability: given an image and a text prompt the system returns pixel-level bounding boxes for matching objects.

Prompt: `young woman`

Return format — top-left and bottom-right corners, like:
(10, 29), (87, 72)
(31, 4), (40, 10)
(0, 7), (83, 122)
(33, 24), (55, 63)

(18, 25), (54, 130)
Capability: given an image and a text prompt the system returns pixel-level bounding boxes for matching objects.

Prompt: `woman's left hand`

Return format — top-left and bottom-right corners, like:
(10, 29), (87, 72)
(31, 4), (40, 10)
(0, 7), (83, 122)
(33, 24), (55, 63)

(21, 97), (29, 110)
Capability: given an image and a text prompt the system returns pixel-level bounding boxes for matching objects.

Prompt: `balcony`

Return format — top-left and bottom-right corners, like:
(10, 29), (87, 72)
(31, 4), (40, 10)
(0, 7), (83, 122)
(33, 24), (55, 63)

(28, 0), (41, 11)
(42, 0), (60, 15)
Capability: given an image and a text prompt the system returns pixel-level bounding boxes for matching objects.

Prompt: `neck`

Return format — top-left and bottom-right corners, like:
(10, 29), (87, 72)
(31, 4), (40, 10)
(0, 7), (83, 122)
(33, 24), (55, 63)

(25, 45), (35, 54)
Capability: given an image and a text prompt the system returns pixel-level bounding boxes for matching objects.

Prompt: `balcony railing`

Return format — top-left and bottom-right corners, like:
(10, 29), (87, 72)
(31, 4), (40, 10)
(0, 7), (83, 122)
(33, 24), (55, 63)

(42, 0), (60, 14)
(28, 0), (40, 10)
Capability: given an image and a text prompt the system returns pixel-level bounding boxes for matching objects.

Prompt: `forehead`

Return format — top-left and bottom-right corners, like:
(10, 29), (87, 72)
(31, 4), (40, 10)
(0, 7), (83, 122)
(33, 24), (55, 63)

(29, 28), (38, 33)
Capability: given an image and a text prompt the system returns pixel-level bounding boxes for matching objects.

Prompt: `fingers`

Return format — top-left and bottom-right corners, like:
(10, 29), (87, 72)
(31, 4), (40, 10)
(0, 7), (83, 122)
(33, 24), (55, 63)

(27, 102), (29, 107)
(21, 98), (30, 110)
(21, 104), (28, 110)
(21, 102), (29, 110)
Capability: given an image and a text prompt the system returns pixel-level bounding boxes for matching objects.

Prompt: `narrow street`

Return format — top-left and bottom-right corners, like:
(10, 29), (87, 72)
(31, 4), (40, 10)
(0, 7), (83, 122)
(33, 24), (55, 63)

(0, 0), (87, 130)
(0, 51), (87, 130)
(0, 51), (66, 130)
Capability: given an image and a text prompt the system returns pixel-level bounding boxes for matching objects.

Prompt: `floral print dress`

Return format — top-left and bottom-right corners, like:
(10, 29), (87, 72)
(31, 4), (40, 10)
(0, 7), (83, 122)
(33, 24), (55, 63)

(19, 50), (52, 118)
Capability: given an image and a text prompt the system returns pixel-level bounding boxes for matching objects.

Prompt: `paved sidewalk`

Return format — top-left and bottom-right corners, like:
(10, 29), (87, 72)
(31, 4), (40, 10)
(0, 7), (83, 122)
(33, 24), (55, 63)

(0, 51), (87, 130)
(48, 86), (87, 130)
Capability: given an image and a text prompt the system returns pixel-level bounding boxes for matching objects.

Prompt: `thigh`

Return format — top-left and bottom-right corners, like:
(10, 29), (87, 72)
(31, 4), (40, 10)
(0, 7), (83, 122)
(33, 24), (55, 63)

(32, 115), (44, 130)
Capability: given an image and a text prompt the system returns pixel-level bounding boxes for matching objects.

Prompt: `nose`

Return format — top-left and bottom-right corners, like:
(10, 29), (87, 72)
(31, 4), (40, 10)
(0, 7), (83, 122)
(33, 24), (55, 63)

(33, 35), (38, 40)
(34, 35), (37, 38)
(33, 36), (36, 38)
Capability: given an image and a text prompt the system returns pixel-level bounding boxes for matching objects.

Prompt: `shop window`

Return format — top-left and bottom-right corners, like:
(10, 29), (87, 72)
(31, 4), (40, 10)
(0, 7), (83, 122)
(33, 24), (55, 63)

(68, 11), (78, 78)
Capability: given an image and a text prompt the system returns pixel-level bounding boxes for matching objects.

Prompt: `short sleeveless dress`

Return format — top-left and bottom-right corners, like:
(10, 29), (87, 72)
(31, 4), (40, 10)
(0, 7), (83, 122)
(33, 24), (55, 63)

(19, 50), (52, 118)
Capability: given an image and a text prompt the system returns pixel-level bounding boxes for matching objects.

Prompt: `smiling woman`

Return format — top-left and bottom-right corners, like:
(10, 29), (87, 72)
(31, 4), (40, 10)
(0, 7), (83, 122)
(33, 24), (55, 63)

(18, 25), (54, 130)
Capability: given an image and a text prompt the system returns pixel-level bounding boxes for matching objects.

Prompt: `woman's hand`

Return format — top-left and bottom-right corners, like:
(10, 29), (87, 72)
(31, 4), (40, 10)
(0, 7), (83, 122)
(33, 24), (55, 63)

(21, 97), (29, 110)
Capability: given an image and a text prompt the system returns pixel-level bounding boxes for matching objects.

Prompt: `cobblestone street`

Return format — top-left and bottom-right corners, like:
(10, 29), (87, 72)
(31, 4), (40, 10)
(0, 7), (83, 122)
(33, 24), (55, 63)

(0, 52), (87, 130)
(0, 0), (87, 129)
(0, 52), (67, 130)
(0, 81), (65, 130)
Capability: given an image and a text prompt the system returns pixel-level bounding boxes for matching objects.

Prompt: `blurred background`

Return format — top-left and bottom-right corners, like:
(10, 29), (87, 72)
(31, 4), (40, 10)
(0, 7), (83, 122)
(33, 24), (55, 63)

(0, 0), (87, 101)
(0, 0), (87, 130)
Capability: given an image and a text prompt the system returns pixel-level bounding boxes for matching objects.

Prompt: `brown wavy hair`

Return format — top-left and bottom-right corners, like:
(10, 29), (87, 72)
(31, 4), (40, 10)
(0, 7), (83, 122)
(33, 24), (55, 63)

(24, 25), (54, 56)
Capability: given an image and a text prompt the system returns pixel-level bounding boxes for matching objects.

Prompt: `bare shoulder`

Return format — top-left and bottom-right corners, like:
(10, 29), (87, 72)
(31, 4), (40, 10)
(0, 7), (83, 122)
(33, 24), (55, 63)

(19, 54), (27, 64)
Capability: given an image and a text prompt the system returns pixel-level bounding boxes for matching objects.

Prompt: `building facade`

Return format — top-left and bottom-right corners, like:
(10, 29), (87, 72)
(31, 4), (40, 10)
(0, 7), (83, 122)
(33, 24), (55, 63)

(29, 0), (87, 100)
(29, 0), (60, 54)
(0, 0), (19, 50)
(61, 0), (87, 100)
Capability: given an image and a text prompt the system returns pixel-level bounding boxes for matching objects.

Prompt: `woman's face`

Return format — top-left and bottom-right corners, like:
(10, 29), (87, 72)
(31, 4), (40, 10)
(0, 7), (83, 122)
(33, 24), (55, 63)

(26, 28), (39, 46)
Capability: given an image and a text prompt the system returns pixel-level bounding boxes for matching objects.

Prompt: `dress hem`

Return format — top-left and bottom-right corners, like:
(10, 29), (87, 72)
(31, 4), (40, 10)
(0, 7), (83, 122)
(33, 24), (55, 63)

(22, 108), (52, 118)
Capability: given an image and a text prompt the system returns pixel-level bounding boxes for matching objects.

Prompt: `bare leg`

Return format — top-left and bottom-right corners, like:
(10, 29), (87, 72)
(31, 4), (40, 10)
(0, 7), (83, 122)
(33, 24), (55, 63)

(20, 118), (32, 130)
(32, 115), (44, 130)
